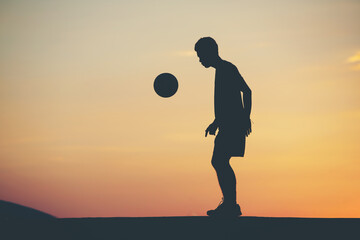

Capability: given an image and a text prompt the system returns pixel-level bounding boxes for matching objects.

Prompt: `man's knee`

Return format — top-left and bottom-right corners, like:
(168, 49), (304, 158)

(211, 153), (230, 171)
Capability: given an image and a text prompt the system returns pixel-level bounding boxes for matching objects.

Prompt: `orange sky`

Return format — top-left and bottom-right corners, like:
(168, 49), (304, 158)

(1, 0), (360, 218)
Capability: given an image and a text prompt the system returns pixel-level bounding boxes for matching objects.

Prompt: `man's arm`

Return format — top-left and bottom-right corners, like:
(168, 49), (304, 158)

(242, 81), (252, 136)
(212, 118), (219, 126)
(242, 83), (252, 118)
(234, 66), (252, 117)
(235, 67), (252, 136)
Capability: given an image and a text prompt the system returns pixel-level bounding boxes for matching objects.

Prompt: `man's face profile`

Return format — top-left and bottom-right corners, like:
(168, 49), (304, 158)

(196, 51), (211, 68)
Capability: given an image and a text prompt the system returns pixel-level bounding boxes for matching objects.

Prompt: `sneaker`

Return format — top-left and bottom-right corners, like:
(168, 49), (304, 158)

(207, 199), (242, 217)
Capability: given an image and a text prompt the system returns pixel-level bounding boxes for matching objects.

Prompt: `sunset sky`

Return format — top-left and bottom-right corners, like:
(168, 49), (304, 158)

(1, 0), (360, 218)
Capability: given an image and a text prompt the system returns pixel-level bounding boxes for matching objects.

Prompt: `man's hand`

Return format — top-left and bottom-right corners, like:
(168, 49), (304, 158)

(245, 118), (252, 137)
(205, 122), (218, 137)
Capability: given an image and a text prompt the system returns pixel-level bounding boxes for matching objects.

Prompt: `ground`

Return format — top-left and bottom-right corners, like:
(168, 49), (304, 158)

(1, 201), (359, 240)
(2, 216), (360, 240)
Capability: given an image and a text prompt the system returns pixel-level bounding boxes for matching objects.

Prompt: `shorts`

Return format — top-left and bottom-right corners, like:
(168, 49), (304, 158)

(214, 128), (246, 157)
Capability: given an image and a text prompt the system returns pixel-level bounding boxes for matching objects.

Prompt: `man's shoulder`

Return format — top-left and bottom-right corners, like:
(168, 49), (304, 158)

(218, 60), (240, 78)
(220, 60), (238, 72)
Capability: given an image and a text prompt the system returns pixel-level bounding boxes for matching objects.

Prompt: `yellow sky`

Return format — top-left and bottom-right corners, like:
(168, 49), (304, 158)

(0, 0), (360, 218)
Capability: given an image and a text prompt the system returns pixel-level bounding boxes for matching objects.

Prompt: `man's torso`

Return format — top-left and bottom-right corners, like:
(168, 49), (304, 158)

(214, 60), (246, 131)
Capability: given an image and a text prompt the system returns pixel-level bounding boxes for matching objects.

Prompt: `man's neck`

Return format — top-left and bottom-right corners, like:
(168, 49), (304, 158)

(212, 56), (223, 69)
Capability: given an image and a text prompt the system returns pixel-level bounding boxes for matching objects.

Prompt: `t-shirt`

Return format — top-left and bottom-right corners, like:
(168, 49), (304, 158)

(214, 60), (248, 131)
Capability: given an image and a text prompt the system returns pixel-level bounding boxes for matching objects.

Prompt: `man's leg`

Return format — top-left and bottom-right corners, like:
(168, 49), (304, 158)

(211, 148), (237, 205)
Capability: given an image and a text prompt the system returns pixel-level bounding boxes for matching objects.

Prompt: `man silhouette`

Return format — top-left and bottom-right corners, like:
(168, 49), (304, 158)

(195, 37), (252, 217)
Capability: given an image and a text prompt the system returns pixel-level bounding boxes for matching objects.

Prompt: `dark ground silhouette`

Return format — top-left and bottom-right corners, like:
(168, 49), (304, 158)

(1, 200), (359, 240)
(0, 200), (55, 220)
(2, 216), (360, 240)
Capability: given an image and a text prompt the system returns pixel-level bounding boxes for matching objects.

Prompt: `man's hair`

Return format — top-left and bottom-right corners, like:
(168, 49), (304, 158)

(194, 37), (218, 55)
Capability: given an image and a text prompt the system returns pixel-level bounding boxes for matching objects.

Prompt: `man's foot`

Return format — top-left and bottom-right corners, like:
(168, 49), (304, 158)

(207, 199), (242, 217)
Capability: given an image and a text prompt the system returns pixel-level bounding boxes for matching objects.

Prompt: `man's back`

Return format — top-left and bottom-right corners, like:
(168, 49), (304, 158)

(215, 60), (247, 131)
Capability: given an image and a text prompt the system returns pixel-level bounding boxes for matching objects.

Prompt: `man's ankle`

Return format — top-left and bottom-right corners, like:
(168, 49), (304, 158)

(223, 200), (237, 207)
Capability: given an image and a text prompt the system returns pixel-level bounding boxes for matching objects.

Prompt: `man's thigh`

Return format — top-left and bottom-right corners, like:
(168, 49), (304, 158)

(215, 130), (245, 157)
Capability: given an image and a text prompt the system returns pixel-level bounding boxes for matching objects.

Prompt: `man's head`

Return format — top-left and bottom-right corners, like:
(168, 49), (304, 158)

(194, 37), (219, 68)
